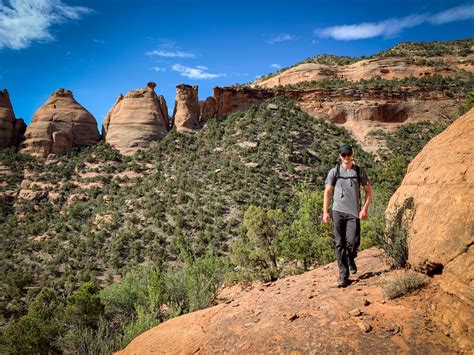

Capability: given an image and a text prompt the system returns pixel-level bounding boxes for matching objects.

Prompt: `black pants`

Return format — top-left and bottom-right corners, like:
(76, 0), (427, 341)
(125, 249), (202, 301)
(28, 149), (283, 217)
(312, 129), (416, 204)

(332, 210), (360, 280)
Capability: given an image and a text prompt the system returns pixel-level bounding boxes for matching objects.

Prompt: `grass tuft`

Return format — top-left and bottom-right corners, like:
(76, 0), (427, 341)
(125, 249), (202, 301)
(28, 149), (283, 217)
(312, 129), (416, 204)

(381, 271), (427, 299)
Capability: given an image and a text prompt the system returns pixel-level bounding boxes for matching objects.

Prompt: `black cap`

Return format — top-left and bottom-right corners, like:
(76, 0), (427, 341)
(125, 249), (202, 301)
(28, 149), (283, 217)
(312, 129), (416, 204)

(339, 144), (353, 155)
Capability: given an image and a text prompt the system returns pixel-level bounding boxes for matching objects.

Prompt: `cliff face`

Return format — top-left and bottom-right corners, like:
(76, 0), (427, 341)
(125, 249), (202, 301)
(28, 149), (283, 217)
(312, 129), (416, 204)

(173, 84), (200, 132)
(253, 44), (474, 89)
(21, 88), (100, 158)
(386, 109), (474, 350)
(102, 82), (170, 155)
(0, 89), (26, 149)
(200, 85), (458, 153)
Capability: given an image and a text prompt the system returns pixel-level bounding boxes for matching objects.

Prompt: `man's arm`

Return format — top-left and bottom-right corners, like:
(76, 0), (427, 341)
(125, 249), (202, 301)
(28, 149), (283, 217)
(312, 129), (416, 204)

(323, 184), (333, 224)
(359, 183), (372, 220)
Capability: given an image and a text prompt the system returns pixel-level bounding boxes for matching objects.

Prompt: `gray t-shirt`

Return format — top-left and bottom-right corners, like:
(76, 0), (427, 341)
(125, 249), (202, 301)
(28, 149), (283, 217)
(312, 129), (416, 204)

(325, 165), (370, 218)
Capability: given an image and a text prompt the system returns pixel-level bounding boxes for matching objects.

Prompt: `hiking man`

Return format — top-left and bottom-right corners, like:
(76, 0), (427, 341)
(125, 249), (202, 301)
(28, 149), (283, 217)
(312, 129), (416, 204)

(323, 144), (372, 288)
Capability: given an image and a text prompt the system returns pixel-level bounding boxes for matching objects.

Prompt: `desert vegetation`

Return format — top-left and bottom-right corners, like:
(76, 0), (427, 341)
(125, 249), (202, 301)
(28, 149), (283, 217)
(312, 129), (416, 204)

(1, 92), (472, 352)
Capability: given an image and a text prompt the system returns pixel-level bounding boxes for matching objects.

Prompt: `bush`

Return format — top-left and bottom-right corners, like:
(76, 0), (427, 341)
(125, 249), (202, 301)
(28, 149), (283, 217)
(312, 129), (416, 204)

(230, 206), (285, 282)
(120, 306), (160, 349)
(1, 287), (63, 353)
(378, 198), (414, 268)
(165, 253), (228, 314)
(279, 188), (334, 270)
(381, 271), (427, 299)
(55, 316), (118, 354)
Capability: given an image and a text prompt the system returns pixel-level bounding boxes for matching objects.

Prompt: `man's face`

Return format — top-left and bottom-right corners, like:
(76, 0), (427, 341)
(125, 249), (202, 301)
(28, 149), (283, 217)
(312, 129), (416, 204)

(340, 152), (353, 164)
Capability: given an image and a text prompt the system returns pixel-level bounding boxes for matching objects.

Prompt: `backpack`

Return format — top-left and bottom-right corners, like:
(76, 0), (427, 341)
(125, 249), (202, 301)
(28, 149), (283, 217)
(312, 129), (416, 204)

(331, 163), (362, 210)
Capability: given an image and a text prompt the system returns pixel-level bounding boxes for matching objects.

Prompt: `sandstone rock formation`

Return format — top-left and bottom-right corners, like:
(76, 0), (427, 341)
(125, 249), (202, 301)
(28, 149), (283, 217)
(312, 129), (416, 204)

(199, 84), (457, 154)
(119, 248), (460, 354)
(102, 82), (170, 155)
(21, 89), (100, 157)
(173, 84), (200, 132)
(0, 89), (26, 149)
(386, 108), (474, 350)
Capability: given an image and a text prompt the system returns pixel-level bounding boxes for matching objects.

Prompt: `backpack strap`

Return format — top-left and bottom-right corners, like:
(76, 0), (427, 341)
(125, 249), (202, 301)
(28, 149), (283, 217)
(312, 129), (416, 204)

(331, 163), (340, 187)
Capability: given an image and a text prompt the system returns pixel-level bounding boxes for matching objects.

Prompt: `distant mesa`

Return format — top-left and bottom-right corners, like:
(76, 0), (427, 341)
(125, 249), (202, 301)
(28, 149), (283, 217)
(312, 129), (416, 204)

(20, 88), (100, 158)
(173, 84), (200, 133)
(102, 82), (170, 155)
(0, 89), (26, 149)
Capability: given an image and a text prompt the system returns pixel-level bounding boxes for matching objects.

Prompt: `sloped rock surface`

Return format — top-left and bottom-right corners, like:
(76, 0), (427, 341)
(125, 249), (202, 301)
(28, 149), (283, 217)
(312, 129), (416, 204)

(102, 82), (170, 155)
(386, 108), (474, 350)
(0, 89), (26, 148)
(21, 88), (100, 157)
(119, 249), (458, 354)
(173, 84), (200, 132)
(254, 55), (474, 89)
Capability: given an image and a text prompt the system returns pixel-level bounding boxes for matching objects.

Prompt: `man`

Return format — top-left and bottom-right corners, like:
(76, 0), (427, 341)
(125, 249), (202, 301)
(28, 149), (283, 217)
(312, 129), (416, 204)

(323, 144), (372, 288)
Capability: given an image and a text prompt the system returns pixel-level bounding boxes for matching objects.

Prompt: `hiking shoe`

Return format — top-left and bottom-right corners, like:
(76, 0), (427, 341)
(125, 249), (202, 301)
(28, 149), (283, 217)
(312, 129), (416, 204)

(349, 258), (357, 274)
(337, 278), (349, 288)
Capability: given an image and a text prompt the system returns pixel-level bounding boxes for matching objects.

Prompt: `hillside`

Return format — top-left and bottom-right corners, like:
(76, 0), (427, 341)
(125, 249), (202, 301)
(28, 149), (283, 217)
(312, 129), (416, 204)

(254, 39), (474, 86)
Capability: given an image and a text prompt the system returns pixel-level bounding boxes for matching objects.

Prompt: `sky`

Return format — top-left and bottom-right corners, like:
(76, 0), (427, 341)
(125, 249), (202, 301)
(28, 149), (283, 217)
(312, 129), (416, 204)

(0, 0), (473, 129)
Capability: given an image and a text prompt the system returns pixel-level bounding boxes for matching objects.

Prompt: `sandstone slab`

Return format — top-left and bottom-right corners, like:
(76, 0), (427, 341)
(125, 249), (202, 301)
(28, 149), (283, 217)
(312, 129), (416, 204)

(386, 108), (474, 350)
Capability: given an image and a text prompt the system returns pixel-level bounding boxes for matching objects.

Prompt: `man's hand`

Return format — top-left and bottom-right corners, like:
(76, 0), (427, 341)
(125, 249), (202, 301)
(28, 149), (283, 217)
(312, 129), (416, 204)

(359, 208), (368, 220)
(323, 211), (331, 224)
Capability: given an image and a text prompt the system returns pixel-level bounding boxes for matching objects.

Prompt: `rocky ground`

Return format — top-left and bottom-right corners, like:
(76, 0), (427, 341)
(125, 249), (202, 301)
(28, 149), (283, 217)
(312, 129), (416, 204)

(119, 248), (459, 354)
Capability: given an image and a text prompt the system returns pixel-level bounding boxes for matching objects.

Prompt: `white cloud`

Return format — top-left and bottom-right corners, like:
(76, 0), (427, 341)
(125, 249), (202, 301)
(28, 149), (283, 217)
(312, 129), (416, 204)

(151, 66), (166, 72)
(315, 4), (474, 41)
(171, 64), (223, 79)
(271, 63), (281, 69)
(147, 49), (196, 58)
(430, 4), (474, 25)
(267, 33), (298, 44)
(0, 0), (93, 50)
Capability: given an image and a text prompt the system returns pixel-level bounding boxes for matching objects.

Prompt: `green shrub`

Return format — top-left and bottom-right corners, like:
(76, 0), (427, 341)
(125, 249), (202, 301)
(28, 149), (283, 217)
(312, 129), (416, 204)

(164, 253), (228, 314)
(120, 306), (160, 349)
(63, 282), (104, 329)
(55, 316), (119, 354)
(231, 206), (285, 282)
(381, 271), (427, 299)
(279, 188), (334, 270)
(1, 287), (63, 353)
(378, 198), (414, 269)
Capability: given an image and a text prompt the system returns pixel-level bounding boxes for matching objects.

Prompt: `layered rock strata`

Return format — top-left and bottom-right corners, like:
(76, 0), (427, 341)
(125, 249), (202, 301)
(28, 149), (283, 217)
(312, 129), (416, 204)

(102, 82), (170, 155)
(0, 89), (26, 148)
(21, 89), (100, 157)
(173, 84), (200, 132)
(386, 108), (474, 350)
(200, 85), (458, 153)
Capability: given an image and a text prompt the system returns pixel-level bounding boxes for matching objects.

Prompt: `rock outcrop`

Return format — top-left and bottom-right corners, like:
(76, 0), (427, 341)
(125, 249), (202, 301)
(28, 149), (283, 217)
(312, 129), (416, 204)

(198, 85), (457, 153)
(173, 84), (200, 132)
(0, 89), (26, 149)
(386, 108), (474, 350)
(21, 89), (100, 158)
(102, 82), (170, 155)
(119, 248), (460, 353)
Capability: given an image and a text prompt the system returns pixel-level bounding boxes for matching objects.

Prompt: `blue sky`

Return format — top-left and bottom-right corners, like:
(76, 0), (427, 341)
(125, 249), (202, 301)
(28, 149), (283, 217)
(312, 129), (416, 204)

(0, 0), (473, 128)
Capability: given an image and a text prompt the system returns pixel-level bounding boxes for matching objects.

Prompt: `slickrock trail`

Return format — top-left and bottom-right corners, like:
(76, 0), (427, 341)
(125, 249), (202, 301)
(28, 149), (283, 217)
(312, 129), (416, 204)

(119, 248), (458, 354)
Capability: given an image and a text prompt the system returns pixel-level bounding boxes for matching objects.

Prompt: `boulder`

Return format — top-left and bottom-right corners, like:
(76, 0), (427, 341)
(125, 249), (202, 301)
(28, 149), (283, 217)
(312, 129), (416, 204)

(21, 88), (100, 157)
(0, 89), (26, 148)
(173, 84), (200, 132)
(103, 82), (169, 155)
(386, 108), (474, 350)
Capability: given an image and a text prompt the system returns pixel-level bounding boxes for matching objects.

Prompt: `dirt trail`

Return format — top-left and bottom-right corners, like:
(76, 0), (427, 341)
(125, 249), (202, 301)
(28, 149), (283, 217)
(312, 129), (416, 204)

(118, 248), (458, 354)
